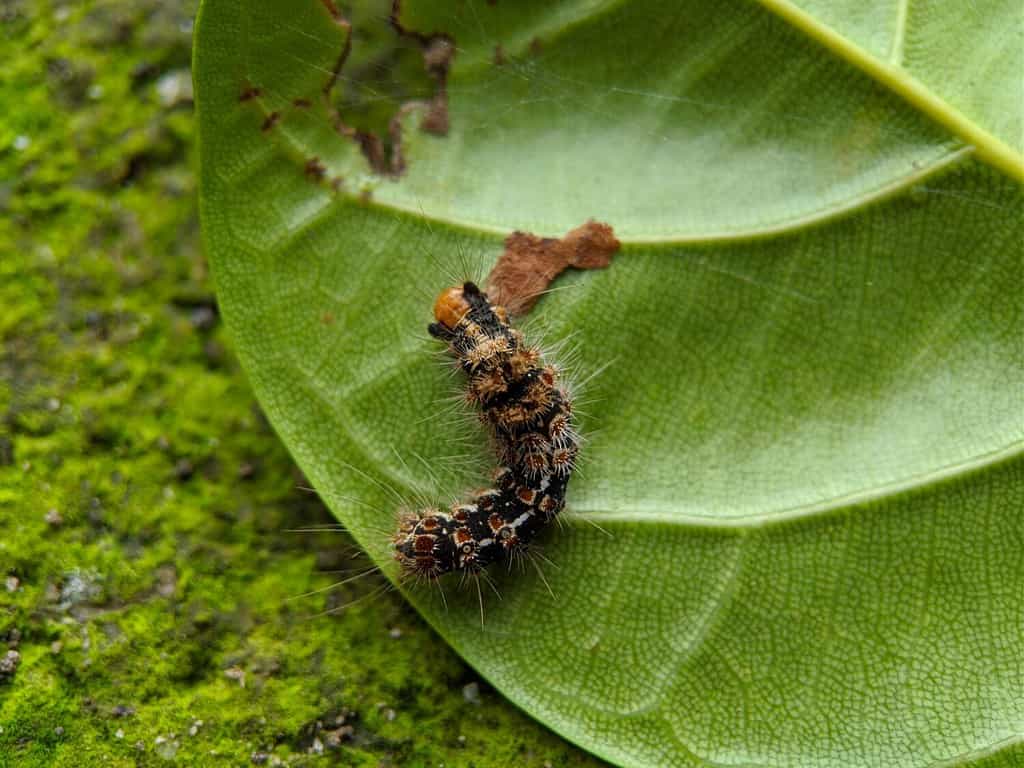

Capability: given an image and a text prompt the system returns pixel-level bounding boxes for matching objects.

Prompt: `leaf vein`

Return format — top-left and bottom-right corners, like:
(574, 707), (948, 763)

(754, 0), (1024, 181)
(571, 440), (1024, 529)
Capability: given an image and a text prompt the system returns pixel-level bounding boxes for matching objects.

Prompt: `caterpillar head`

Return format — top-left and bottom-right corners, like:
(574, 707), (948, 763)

(428, 282), (510, 341)
(431, 284), (474, 333)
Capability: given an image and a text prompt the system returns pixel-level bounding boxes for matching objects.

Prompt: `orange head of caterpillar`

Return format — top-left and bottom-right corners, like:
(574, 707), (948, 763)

(428, 282), (510, 342)
(428, 280), (483, 337)
(432, 284), (473, 332)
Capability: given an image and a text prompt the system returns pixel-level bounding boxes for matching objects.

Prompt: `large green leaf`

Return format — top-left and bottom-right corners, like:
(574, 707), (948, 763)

(194, 1), (1024, 766)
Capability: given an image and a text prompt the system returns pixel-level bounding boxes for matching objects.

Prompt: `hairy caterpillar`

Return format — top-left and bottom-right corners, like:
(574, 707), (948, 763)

(393, 282), (578, 579)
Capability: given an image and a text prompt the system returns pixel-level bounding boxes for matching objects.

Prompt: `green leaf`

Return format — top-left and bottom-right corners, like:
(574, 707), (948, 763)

(194, 1), (1024, 766)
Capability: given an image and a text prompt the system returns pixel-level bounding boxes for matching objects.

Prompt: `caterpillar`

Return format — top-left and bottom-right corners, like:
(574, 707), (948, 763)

(393, 281), (578, 579)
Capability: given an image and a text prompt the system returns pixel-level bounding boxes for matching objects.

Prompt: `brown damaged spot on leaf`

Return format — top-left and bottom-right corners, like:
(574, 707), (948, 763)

(304, 158), (327, 182)
(318, 0), (344, 22)
(320, 0), (454, 175)
(390, 3), (454, 138)
(485, 221), (620, 316)
(241, 1), (454, 179)
(260, 111), (281, 132)
(238, 84), (262, 102)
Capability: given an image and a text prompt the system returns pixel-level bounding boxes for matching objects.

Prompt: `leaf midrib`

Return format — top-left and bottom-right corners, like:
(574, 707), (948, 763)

(571, 439), (1024, 530)
(444, 0), (1023, 186)
(264, 110), (972, 244)
(283, 333), (1023, 535)
(242, 0), (1021, 244)
(755, 0), (1024, 182)
(265, 309), (1024, 537)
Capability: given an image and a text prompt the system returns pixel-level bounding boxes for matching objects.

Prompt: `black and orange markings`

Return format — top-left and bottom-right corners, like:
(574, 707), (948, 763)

(393, 282), (578, 579)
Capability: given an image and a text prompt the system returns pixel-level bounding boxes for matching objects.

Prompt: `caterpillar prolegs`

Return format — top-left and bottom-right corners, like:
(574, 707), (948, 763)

(393, 282), (578, 579)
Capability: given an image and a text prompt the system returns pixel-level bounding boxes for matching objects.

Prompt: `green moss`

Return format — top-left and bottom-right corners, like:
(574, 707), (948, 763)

(0, 2), (604, 765)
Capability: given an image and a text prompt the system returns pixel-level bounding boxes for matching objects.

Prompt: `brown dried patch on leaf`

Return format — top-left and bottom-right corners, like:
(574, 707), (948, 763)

(316, 7), (413, 177)
(244, 0), (454, 179)
(390, 3), (454, 138)
(238, 84), (262, 102)
(318, 0), (344, 22)
(304, 158), (327, 182)
(419, 96), (450, 135)
(485, 220), (620, 315)
(314, 1), (454, 173)
(260, 111), (281, 132)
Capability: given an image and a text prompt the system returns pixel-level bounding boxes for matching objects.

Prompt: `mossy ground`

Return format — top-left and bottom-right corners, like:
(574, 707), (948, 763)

(0, 3), (604, 765)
